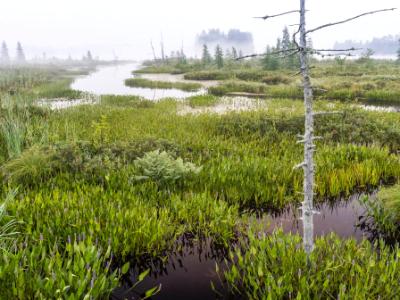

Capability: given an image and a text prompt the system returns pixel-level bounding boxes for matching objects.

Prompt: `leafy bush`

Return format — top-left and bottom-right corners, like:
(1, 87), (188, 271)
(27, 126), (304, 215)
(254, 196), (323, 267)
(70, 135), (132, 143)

(134, 150), (202, 189)
(224, 230), (400, 300)
(1, 139), (181, 186)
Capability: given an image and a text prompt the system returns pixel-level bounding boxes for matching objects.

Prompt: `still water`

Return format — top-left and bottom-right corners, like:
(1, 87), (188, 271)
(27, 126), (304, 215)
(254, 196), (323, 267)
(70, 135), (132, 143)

(112, 194), (371, 300)
(71, 63), (204, 100)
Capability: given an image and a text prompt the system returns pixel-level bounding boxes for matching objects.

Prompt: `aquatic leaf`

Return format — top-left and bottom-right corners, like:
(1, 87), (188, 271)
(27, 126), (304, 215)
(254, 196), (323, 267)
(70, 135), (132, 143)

(121, 262), (130, 275)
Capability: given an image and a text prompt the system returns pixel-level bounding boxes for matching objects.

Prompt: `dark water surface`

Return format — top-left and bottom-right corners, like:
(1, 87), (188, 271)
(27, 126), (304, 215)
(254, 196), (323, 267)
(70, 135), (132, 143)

(111, 194), (370, 300)
(263, 193), (369, 241)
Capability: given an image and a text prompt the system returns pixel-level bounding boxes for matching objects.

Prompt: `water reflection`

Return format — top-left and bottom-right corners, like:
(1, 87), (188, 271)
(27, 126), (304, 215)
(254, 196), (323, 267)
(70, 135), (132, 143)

(261, 193), (369, 241)
(71, 63), (204, 100)
(112, 194), (373, 300)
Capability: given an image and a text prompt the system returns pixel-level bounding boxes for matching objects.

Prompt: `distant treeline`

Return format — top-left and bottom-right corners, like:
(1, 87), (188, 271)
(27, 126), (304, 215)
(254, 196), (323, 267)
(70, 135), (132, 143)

(334, 34), (400, 56)
(195, 29), (254, 55)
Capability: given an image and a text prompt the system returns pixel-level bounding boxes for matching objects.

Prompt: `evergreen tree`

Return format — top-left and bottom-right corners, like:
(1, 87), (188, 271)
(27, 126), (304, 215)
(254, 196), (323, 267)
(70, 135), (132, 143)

(397, 39), (400, 63)
(16, 42), (25, 63)
(225, 48), (232, 60)
(276, 38), (282, 51)
(281, 27), (291, 51)
(87, 51), (93, 61)
(307, 37), (313, 51)
(280, 27), (300, 69)
(1, 41), (9, 64)
(263, 46), (280, 70)
(214, 45), (224, 69)
(232, 47), (238, 59)
(178, 49), (187, 65)
(201, 44), (212, 65)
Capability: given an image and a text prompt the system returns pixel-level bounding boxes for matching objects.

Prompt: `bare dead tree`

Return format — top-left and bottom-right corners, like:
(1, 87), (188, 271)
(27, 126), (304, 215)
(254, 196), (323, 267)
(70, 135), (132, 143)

(150, 40), (157, 62)
(251, 2), (396, 261)
(160, 33), (166, 62)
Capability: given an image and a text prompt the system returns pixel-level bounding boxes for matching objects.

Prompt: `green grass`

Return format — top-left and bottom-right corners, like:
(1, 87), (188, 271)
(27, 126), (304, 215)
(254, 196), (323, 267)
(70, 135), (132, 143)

(362, 185), (400, 240)
(33, 78), (83, 99)
(208, 80), (269, 96)
(124, 78), (202, 92)
(187, 94), (219, 107)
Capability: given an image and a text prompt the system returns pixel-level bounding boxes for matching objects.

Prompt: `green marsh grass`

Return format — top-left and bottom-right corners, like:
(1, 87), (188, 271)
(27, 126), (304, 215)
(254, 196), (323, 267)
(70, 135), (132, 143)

(2, 63), (400, 298)
(224, 230), (400, 300)
(125, 78), (202, 92)
(362, 185), (400, 240)
(187, 94), (219, 107)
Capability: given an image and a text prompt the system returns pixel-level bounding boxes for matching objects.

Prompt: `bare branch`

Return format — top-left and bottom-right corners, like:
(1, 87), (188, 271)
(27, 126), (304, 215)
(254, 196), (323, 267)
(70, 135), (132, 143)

(236, 48), (299, 60)
(312, 48), (362, 52)
(314, 52), (355, 57)
(293, 162), (307, 170)
(292, 24), (301, 49)
(255, 10), (300, 20)
(306, 8), (397, 34)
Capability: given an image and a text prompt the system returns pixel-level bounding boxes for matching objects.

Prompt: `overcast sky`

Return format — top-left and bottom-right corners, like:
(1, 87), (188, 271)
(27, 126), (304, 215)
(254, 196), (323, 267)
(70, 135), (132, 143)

(0, 0), (399, 60)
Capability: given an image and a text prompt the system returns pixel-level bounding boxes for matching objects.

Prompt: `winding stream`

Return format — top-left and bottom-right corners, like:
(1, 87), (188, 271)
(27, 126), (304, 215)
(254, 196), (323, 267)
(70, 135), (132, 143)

(70, 63), (205, 100)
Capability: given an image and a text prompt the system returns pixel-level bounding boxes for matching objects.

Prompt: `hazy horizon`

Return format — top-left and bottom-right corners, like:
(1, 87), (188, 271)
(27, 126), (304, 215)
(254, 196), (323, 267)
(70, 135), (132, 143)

(1, 0), (399, 60)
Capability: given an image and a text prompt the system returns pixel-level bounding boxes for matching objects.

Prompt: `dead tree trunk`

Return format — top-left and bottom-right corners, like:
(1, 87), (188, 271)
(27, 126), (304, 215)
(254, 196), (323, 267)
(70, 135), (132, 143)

(298, 0), (315, 258)
(248, 1), (395, 261)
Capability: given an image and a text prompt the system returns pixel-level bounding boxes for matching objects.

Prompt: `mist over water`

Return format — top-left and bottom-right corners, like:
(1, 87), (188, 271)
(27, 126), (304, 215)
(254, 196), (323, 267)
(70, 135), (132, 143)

(71, 63), (204, 99)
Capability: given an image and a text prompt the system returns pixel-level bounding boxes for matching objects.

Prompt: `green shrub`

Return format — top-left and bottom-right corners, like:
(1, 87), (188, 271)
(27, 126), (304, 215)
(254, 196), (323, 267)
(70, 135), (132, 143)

(134, 150), (202, 190)
(1, 139), (181, 186)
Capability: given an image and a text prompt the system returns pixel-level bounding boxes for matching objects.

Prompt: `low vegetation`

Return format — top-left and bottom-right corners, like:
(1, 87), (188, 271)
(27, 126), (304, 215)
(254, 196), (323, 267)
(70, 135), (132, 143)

(224, 230), (400, 300)
(125, 77), (202, 91)
(1, 59), (400, 298)
(362, 185), (400, 241)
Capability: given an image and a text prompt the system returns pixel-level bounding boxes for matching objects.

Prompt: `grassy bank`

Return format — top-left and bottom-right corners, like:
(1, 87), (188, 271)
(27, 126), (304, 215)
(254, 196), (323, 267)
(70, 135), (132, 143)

(125, 78), (202, 92)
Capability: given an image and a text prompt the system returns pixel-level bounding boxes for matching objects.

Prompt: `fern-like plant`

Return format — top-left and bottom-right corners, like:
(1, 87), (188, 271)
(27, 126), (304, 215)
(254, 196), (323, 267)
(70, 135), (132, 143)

(134, 150), (202, 189)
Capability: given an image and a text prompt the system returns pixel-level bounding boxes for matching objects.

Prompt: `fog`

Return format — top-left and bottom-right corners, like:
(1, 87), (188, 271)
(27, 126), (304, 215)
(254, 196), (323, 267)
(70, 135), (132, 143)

(0, 0), (399, 60)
